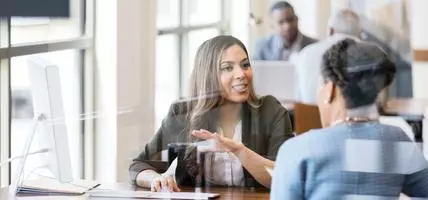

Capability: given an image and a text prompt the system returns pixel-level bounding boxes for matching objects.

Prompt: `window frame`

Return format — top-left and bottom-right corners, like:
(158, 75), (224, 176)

(0, 0), (95, 186)
(157, 0), (229, 98)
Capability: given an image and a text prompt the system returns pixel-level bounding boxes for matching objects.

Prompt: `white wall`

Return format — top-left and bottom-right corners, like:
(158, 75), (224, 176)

(95, 0), (117, 183)
(230, 0), (250, 48)
(316, 0), (332, 39)
(410, 0), (428, 50)
(411, 0), (428, 99)
(95, 0), (156, 183)
(248, 0), (270, 51)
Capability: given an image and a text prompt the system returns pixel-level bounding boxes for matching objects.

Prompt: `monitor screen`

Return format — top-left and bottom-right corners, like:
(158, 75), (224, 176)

(0, 0), (69, 17)
(251, 60), (297, 101)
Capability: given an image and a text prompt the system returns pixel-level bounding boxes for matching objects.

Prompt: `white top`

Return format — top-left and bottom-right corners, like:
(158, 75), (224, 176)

(294, 34), (359, 104)
(205, 120), (244, 186)
(163, 121), (245, 186)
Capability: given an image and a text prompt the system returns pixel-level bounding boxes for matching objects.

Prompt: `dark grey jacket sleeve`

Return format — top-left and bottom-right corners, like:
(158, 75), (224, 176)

(301, 35), (318, 49)
(128, 121), (164, 185)
(129, 103), (187, 186)
(263, 96), (294, 160)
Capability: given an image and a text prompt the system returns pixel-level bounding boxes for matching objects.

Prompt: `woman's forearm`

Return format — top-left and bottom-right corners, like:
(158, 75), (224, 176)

(233, 146), (274, 188)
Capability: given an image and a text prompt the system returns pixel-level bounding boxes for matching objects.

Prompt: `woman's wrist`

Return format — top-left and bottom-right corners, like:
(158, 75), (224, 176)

(231, 143), (246, 157)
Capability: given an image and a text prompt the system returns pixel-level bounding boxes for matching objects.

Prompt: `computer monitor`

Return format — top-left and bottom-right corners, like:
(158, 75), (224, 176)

(0, 0), (69, 17)
(251, 60), (297, 101)
(26, 56), (73, 183)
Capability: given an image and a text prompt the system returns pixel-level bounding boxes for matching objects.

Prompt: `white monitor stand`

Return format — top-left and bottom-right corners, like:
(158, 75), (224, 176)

(5, 56), (98, 198)
(26, 56), (73, 184)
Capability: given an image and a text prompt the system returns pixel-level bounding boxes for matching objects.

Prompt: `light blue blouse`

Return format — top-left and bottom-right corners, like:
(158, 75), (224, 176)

(271, 122), (428, 199)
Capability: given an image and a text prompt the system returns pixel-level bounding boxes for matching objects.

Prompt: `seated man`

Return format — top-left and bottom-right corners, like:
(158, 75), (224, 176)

(252, 1), (317, 61)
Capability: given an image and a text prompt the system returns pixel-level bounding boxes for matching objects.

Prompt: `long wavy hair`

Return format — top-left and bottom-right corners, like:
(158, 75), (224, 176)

(186, 35), (260, 136)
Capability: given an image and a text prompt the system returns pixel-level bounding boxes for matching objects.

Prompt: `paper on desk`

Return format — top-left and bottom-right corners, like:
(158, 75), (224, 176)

(19, 177), (99, 195)
(88, 190), (220, 199)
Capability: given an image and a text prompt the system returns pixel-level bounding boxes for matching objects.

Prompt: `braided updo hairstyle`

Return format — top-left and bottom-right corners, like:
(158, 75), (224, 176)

(321, 38), (396, 109)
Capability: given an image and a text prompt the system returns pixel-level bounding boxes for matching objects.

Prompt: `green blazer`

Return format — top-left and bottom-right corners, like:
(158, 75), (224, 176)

(129, 95), (293, 187)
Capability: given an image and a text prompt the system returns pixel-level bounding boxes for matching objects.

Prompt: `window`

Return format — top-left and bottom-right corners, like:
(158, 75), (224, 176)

(0, 0), (94, 187)
(180, 28), (220, 96)
(155, 0), (226, 129)
(10, 0), (82, 44)
(157, 0), (180, 29)
(155, 35), (179, 129)
(183, 0), (222, 26)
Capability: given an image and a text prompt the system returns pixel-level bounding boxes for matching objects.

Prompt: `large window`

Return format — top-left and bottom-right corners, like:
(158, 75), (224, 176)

(0, 0), (94, 187)
(155, 0), (227, 129)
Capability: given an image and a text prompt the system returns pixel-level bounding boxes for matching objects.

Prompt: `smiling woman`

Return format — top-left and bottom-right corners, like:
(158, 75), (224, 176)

(129, 35), (294, 192)
(219, 45), (253, 103)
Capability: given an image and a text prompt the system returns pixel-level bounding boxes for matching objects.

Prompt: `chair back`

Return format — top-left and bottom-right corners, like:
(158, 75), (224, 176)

(294, 102), (322, 135)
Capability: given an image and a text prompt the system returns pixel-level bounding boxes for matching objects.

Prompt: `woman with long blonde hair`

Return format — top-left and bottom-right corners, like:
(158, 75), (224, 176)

(130, 35), (293, 192)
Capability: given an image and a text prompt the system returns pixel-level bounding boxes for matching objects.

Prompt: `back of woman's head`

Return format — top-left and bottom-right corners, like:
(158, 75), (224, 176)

(321, 38), (396, 109)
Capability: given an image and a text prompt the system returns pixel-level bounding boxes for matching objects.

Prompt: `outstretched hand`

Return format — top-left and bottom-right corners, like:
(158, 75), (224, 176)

(191, 129), (244, 153)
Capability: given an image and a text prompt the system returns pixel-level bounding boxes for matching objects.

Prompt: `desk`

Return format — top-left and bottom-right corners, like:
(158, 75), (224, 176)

(0, 184), (270, 200)
(0, 185), (414, 200)
(182, 187), (269, 200)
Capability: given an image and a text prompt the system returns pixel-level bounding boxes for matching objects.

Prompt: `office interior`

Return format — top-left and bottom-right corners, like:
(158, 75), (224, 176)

(0, 0), (427, 196)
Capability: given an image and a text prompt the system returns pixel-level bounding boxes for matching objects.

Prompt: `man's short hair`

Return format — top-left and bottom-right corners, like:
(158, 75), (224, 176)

(270, 1), (294, 14)
(328, 10), (361, 37)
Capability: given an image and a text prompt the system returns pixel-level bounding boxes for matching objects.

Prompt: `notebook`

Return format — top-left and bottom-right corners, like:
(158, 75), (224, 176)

(17, 177), (100, 195)
(88, 190), (220, 199)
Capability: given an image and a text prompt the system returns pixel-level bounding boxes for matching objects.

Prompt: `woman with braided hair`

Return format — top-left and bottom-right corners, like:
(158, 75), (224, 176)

(271, 38), (428, 199)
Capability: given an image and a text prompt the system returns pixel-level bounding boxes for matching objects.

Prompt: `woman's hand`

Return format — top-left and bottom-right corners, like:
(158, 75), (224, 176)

(150, 174), (181, 192)
(191, 129), (244, 153)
